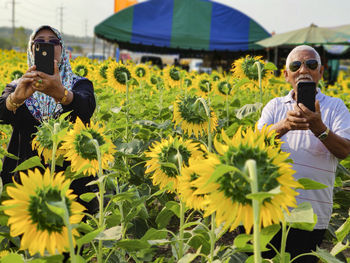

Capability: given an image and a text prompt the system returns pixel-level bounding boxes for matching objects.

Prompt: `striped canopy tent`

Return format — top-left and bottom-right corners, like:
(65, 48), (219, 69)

(94, 0), (270, 54)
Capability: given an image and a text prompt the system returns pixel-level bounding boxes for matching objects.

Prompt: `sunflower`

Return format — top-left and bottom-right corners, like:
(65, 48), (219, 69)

(71, 57), (94, 79)
(2, 168), (85, 256)
(173, 95), (218, 138)
(177, 157), (210, 210)
(106, 60), (134, 92)
(231, 55), (273, 89)
(145, 136), (205, 192)
(32, 117), (71, 164)
(60, 117), (116, 176)
(192, 125), (302, 233)
(216, 80), (233, 97)
(164, 65), (182, 88)
(94, 59), (112, 84)
(194, 74), (212, 97)
(132, 64), (150, 84)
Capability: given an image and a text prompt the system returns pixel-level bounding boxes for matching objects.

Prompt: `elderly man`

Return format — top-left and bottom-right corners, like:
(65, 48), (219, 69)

(257, 45), (350, 262)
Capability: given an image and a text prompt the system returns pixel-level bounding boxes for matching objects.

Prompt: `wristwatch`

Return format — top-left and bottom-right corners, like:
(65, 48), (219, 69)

(317, 127), (330, 141)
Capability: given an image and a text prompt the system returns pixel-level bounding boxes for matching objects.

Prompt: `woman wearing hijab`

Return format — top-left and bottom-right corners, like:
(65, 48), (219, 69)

(0, 25), (96, 210)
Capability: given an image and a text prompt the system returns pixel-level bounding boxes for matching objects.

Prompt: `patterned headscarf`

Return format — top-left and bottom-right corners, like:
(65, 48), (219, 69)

(25, 25), (79, 122)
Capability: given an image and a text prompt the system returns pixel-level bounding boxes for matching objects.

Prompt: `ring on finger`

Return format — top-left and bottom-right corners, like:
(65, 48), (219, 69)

(35, 82), (40, 88)
(38, 78), (43, 84)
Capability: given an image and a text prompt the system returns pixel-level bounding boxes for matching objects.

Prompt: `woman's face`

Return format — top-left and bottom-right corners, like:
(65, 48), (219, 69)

(32, 28), (62, 62)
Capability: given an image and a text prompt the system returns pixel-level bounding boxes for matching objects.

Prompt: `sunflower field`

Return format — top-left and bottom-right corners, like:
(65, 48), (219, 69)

(0, 49), (350, 262)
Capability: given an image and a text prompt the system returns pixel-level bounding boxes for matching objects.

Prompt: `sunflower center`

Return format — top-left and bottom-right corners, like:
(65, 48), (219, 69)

(178, 96), (207, 124)
(217, 145), (280, 205)
(74, 129), (106, 160)
(218, 81), (232, 95)
(159, 145), (191, 178)
(199, 79), (211, 93)
(99, 65), (108, 79)
(28, 187), (71, 233)
(10, 70), (23, 81)
(75, 65), (88, 77)
(169, 68), (180, 81)
(184, 78), (192, 87)
(241, 58), (266, 81)
(113, 66), (131, 84)
(135, 67), (146, 78)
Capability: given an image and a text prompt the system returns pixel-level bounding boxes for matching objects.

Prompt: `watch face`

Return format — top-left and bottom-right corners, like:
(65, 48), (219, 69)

(319, 134), (327, 140)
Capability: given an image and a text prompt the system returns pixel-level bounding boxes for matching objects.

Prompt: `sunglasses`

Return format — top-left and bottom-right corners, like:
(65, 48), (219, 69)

(289, 59), (319, 72)
(32, 38), (61, 46)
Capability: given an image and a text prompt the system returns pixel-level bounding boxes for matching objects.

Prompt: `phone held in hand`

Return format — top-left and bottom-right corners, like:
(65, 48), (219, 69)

(297, 81), (316, 112)
(34, 42), (54, 75)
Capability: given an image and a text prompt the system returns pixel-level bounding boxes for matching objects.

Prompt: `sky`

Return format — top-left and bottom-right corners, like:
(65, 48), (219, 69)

(0, 0), (350, 38)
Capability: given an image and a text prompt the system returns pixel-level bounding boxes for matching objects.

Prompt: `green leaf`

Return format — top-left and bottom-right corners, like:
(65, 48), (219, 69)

(235, 102), (263, 120)
(233, 233), (252, 249)
(331, 240), (349, 256)
(234, 78), (250, 89)
(178, 247), (201, 263)
(115, 239), (150, 251)
(95, 226), (122, 241)
(260, 224), (281, 250)
(79, 192), (97, 202)
(311, 247), (343, 263)
(12, 156), (44, 172)
(335, 217), (350, 242)
(165, 201), (181, 218)
(156, 208), (174, 229)
(285, 202), (317, 231)
(0, 253), (24, 263)
(298, 178), (328, 190)
(246, 192), (277, 203)
(141, 228), (168, 241)
(206, 164), (243, 187)
(46, 201), (65, 219)
(264, 62), (278, 71)
(76, 227), (104, 247)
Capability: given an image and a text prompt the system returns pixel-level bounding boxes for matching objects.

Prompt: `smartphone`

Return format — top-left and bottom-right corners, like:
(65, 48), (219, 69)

(297, 81), (316, 112)
(34, 42), (54, 75)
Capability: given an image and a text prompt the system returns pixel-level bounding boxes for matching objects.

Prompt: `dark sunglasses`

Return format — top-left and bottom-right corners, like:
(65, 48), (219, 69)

(32, 38), (61, 46)
(289, 59), (319, 72)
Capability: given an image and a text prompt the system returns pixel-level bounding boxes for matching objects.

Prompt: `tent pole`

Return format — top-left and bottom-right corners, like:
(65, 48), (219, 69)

(92, 36), (96, 58)
(274, 46), (278, 76)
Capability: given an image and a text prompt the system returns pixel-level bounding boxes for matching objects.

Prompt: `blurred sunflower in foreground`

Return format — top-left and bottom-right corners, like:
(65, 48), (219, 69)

(2, 168), (85, 256)
(173, 95), (217, 138)
(60, 117), (116, 176)
(192, 125), (302, 233)
(144, 136), (205, 192)
(231, 55), (273, 89)
(32, 117), (71, 164)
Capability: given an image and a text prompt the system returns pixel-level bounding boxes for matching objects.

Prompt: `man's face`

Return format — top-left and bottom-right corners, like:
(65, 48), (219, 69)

(284, 49), (324, 95)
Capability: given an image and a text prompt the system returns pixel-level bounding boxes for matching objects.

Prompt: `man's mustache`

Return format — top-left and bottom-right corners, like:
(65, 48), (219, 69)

(296, 74), (313, 82)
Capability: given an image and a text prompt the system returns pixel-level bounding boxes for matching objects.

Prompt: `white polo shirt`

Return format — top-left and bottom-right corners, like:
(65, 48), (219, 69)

(258, 88), (350, 229)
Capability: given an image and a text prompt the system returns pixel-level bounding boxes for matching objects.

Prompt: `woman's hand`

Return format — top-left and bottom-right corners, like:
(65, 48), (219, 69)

(12, 66), (38, 103)
(33, 60), (66, 101)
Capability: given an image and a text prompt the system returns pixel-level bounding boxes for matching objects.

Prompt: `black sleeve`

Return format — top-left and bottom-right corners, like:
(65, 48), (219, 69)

(0, 83), (17, 125)
(62, 78), (96, 123)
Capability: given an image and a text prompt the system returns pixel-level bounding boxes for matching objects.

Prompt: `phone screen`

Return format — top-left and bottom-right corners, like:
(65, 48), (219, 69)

(297, 81), (316, 112)
(34, 42), (54, 75)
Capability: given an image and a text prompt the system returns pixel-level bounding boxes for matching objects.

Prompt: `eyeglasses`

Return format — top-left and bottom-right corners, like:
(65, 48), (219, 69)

(32, 38), (61, 46)
(289, 59), (319, 72)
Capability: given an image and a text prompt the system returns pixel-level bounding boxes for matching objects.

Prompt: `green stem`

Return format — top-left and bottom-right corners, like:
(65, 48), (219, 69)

(246, 159), (262, 263)
(178, 200), (185, 260)
(209, 213), (216, 262)
(92, 139), (105, 263)
(196, 97), (212, 152)
(123, 72), (130, 142)
(254, 61), (263, 104)
(115, 179), (126, 239)
(280, 220), (289, 263)
(63, 199), (77, 263)
(225, 93), (229, 127)
(50, 123), (60, 176)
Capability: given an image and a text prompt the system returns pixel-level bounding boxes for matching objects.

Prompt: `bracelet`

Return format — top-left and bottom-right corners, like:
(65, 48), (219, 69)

(56, 89), (68, 104)
(8, 93), (24, 109)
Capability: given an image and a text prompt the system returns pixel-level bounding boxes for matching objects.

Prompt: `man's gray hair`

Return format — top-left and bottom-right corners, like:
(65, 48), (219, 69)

(285, 45), (321, 70)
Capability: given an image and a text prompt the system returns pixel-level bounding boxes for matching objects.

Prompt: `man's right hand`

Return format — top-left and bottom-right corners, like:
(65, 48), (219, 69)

(12, 66), (38, 103)
(271, 104), (309, 138)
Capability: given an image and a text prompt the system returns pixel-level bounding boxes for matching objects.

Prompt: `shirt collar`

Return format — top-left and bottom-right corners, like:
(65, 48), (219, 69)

(281, 87), (324, 103)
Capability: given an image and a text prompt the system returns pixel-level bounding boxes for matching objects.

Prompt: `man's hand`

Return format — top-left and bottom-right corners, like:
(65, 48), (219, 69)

(297, 100), (327, 136)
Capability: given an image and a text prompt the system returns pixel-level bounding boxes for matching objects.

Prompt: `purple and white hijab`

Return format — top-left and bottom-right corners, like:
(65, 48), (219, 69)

(25, 25), (81, 122)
